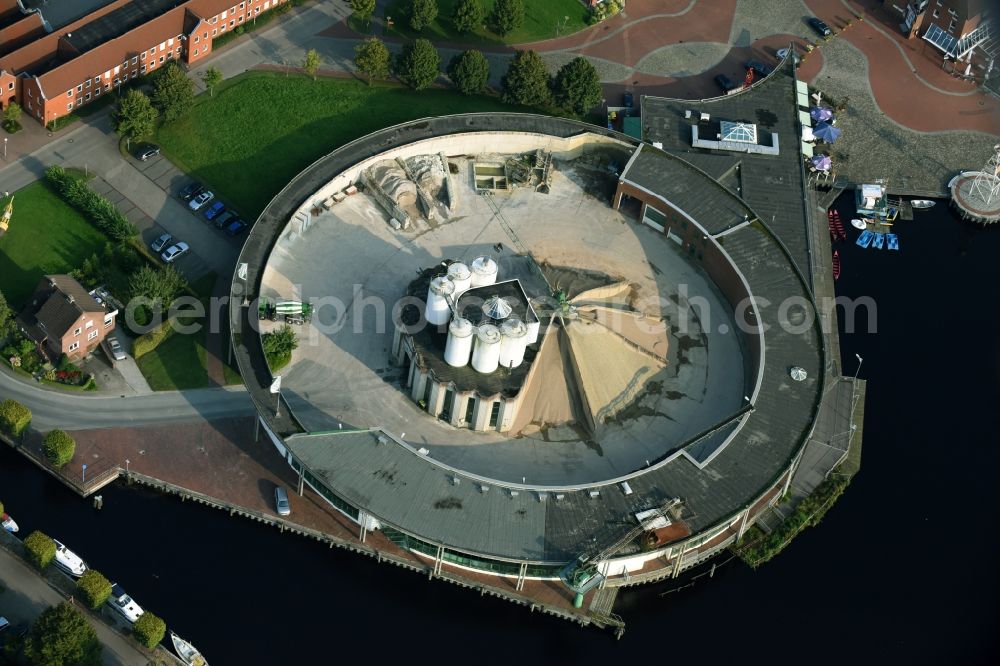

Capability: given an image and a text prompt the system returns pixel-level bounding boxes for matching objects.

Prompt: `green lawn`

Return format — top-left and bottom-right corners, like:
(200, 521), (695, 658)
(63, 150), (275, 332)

(155, 72), (535, 219)
(0, 182), (107, 309)
(377, 0), (590, 45)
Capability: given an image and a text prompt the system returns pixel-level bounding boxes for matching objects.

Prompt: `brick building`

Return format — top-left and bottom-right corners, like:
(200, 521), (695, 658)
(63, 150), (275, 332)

(897, 0), (995, 73)
(0, 0), (291, 126)
(18, 275), (118, 362)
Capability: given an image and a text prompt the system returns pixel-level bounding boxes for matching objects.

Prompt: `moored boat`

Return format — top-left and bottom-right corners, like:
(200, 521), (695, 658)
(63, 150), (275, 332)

(911, 199), (935, 209)
(832, 250), (841, 280)
(171, 631), (209, 666)
(856, 229), (874, 248)
(1, 513), (18, 534)
(887, 233), (899, 251)
(873, 232), (885, 250)
(52, 539), (87, 578)
(107, 583), (145, 623)
(850, 218), (867, 230)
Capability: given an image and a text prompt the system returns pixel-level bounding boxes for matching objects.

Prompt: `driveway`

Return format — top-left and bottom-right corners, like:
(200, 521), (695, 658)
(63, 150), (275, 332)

(0, 542), (151, 665)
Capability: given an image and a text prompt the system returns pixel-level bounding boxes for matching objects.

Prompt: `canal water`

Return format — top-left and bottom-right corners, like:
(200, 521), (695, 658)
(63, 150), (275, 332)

(1, 194), (998, 664)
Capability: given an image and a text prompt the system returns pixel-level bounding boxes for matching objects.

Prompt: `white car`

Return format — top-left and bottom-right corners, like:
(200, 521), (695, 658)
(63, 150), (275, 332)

(108, 337), (127, 361)
(161, 241), (190, 263)
(188, 191), (214, 210)
(107, 584), (145, 623)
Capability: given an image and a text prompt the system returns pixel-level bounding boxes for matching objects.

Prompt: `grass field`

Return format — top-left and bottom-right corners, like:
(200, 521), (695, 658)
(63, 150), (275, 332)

(376, 0), (590, 45)
(155, 72), (533, 219)
(0, 183), (107, 309)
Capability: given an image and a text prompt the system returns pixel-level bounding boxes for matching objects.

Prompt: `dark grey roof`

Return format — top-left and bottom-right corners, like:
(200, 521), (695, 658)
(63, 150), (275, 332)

(641, 59), (814, 279)
(63, 0), (183, 54)
(21, 275), (103, 339)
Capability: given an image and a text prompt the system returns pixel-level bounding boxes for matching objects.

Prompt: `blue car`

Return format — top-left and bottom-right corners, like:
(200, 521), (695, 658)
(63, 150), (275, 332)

(203, 201), (225, 220)
(225, 219), (248, 236)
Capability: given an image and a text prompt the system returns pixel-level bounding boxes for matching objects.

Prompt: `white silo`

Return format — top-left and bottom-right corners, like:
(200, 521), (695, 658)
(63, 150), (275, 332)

(445, 317), (475, 367)
(471, 324), (502, 374)
(470, 256), (498, 287)
(498, 318), (528, 369)
(447, 262), (472, 297)
(525, 319), (540, 345)
(425, 276), (455, 326)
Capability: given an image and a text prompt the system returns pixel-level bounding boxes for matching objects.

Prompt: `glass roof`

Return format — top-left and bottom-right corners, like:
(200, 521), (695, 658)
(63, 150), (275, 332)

(720, 121), (758, 144)
(923, 24), (958, 56)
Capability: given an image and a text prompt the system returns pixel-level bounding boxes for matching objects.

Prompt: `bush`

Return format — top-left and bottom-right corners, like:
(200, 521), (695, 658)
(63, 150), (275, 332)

(132, 611), (166, 649)
(501, 50), (551, 107)
(44, 166), (138, 243)
(76, 570), (113, 610)
(262, 325), (298, 370)
(132, 320), (172, 359)
(42, 429), (76, 468)
(449, 49), (490, 95)
(24, 531), (56, 571)
(0, 499), (4, 515)
(0, 399), (31, 437)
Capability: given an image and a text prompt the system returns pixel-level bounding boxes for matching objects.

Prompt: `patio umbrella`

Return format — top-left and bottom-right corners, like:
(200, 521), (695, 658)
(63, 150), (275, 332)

(813, 121), (842, 143)
(811, 154), (832, 171)
(810, 106), (833, 122)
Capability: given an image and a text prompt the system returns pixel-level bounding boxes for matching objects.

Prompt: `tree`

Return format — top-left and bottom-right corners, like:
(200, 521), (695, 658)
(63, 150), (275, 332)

(23, 531), (56, 571)
(201, 67), (223, 97)
(489, 0), (524, 36)
(354, 38), (391, 84)
(449, 49), (490, 95)
(553, 56), (603, 114)
(0, 399), (31, 437)
(23, 603), (102, 666)
(301, 49), (322, 81)
(396, 39), (440, 91)
(262, 324), (298, 370)
(76, 570), (113, 610)
(409, 0), (438, 31)
(452, 0), (484, 33)
(132, 612), (166, 649)
(501, 50), (551, 106)
(151, 63), (194, 122)
(0, 286), (14, 339)
(128, 265), (187, 312)
(43, 429), (75, 468)
(350, 0), (376, 24)
(3, 101), (21, 130)
(113, 89), (157, 141)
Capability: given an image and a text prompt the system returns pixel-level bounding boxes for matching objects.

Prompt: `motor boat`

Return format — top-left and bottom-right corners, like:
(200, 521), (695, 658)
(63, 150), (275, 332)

(832, 250), (841, 280)
(850, 218), (867, 230)
(52, 539), (87, 578)
(107, 583), (145, 623)
(1, 513), (18, 533)
(910, 199), (935, 209)
(171, 631), (209, 666)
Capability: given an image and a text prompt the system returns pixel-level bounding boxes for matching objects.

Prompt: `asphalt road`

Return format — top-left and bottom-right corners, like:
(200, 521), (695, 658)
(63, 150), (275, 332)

(0, 543), (151, 665)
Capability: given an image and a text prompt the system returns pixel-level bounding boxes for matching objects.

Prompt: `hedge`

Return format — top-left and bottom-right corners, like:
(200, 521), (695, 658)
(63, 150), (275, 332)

(24, 531), (56, 570)
(76, 569), (113, 609)
(0, 499), (4, 515)
(44, 165), (137, 242)
(42, 429), (76, 468)
(0, 399), (31, 437)
(132, 611), (165, 649)
(132, 320), (172, 359)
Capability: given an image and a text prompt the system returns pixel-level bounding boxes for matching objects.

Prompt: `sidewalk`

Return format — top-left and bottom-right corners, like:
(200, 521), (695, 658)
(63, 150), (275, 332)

(0, 539), (154, 665)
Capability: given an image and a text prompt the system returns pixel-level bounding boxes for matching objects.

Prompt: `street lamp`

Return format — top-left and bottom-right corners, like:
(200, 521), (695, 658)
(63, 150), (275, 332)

(82, 463), (88, 484)
(125, 458), (130, 474)
(852, 353), (863, 381)
(3, 137), (6, 159)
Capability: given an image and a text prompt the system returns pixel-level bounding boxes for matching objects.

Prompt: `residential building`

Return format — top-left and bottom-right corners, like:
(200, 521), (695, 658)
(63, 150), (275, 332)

(898, 0), (996, 75)
(0, 0), (290, 125)
(17, 275), (118, 361)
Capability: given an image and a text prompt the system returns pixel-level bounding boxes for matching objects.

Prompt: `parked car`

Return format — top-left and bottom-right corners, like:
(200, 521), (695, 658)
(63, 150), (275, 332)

(108, 337), (127, 361)
(714, 73), (737, 92)
(161, 241), (190, 263)
(203, 201), (225, 220)
(776, 47), (802, 64)
(150, 233), (172, 253)
(808, 17), (832, 37)
(745, 60), (773, 78)
(225, 219), (248, 236)
(213, 210), (238, 228)
(179, 182), (203, 200)
(274, 486), (291, 516)
(134, 143), (160, 161)
(188, 191), (214, 210)
(0, 617), (8, 633)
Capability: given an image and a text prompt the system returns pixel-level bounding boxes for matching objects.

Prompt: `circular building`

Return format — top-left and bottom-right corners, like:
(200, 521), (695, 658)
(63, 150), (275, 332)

(231, 109), (825, 592)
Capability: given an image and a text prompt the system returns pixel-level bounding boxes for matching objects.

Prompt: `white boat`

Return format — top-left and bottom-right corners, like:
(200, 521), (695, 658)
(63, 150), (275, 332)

(1, 513), (18, 534)
(171, 631), (209, 666)
(911, 199), (935, 209)
(52, 539), (87, 578)
(850, 218), (867, 230)
(107, 583), (145, 623)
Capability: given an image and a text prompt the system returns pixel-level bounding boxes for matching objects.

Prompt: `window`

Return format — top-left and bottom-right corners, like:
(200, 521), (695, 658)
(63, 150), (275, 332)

(167, 51), (174, 59)
(489, 402), (501, 428)
(203, 32), (208, 39)
(231, 5), (236, 12)
(159, 56), (165, 63)
(229, 19), (235, 27)
(933, 9), (940, 17)
(94, 88), (100, 96)
(131, 71), (137, 79)
(67, 89), (72, 97)
(212, 28), (218, 36)
(85, 79), (91, 88)
(74, 327), (82, 336)
(114, 78), (120, 86)
(76, 84), (82, 93)
(104, 315), (113, 327)
(68, 341), (80, 352)
(464, 398), (476, 425)
(131, 56), (137, 65)
(194, 35), (199, 43)
(239, 15), (244, 22)
(85, 92), (91, 100)
(6, 82), (12, 90)
(948, 19), (957, 31)
(193, 48), (199, 56)
(87, 330), (98, 341)
(141, 65), (147, 73)
(94, 77), (101, 85)
(67, 103), (72, 111)
(122, 60), (127, 69)
(141, 52), (146, 60)
(150, 48), (155, 55)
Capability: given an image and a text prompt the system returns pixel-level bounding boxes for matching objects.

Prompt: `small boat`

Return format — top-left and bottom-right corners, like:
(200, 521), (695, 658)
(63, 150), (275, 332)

(107, 583), (145, 624)
(856, 229), (874, 248)
(872, 232), (885, 250)
(911, 199), (935, 209)
(52, 539), (87, 578)
(886, 207), (898, 221)
(171, 631), (209, 666)
(1, 513), (18, 534)
(850, 218), (867, 230)
(832, 250), (841, 280)
(832, 212), (846, 240)
(887, 233), (899, 250)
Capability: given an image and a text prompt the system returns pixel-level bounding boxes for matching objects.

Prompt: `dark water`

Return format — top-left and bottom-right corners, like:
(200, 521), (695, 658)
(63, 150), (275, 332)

(1, 194), (998, 665)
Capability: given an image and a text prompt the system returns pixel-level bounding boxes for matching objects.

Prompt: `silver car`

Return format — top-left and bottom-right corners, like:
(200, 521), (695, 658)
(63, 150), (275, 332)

(151, 233), (172, 253)
(189, 191), (214, 210)
(108, 337), (127, 361)
(274, 487), (291, 516)
(161, 241), (190, 263)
